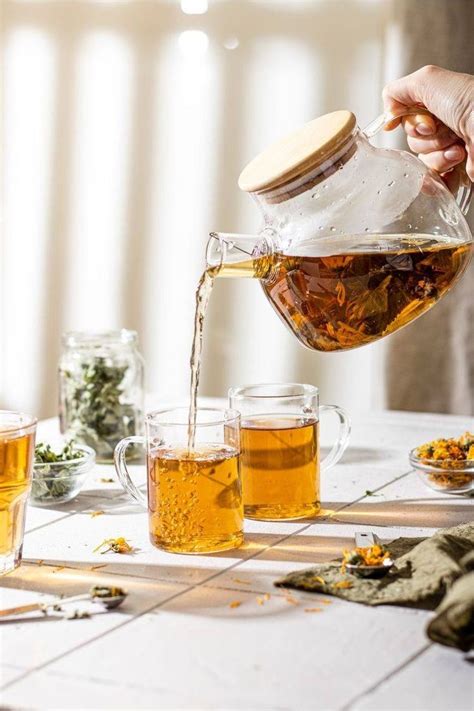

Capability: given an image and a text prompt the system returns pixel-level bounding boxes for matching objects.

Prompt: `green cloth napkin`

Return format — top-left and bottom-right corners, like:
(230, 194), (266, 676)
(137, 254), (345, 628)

(426, 550), (474, 652)
(275, 522), (474, 650)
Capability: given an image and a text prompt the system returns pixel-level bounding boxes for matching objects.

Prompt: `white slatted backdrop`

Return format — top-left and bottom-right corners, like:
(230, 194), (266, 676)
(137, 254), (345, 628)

(2, 0), (399, 419)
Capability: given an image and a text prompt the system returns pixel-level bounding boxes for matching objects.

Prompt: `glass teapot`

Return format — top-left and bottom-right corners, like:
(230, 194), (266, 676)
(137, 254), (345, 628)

(207, 109), (472, 352)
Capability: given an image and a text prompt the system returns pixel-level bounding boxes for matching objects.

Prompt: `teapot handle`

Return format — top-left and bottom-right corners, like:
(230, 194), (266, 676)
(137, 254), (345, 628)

(363, 108), (472, 215)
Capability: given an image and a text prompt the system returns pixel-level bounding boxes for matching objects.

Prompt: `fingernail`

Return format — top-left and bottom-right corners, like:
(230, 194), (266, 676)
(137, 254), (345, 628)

(444, 146), (462, 160)
(416, 122), (434, 136)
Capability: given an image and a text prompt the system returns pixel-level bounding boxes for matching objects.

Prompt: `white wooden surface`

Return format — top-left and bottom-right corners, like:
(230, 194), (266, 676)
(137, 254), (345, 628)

(1, 409), (473, 710)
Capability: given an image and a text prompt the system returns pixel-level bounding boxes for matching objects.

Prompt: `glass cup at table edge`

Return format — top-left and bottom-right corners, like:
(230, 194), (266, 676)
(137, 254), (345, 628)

(0, 410), (37, 575)
(229, 383), (351, 520)
(114, 407), (244, 554)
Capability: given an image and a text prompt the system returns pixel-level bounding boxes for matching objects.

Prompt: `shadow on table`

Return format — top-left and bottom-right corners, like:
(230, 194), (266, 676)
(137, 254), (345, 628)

(0, 559), (303, 621)
(29, 489), (143, 516)
(151, 585), (304, 620)
(334, 447), (401, 465)
(330, 497), (473, 528)
(13, 528), (356, 587)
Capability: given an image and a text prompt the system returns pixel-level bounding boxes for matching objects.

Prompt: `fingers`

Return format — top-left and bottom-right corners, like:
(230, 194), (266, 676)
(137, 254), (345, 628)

(383, 65), (446, 124)
(383, 65), (474, 142)
(416, 144), (466, 173)
(402, 114), (437, 138)
(382, 99), (405, 131)
(467, 152), (474, 182)
(405, 122), (460, 154)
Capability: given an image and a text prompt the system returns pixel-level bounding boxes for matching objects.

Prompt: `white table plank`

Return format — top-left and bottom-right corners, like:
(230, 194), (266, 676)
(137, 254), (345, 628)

(351, 644), (474, 711)
(6, 586), (430, 711)
(0, 563), (188, 670)
(203, 522), (438, 595)
(333, 470), (474, 529)
(22, 505), (310, 586)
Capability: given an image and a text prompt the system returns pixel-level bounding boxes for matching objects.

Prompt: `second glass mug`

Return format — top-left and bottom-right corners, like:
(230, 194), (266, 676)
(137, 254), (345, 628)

(114, 407), (244, 554)
(229, 383), (350, 520)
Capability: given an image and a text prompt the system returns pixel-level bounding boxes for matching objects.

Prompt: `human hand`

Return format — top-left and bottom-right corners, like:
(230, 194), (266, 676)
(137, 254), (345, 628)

(383, 65), (474, 181)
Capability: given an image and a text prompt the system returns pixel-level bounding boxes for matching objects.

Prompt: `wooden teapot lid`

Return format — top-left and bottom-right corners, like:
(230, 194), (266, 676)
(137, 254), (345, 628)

(238, 110), (356, 194)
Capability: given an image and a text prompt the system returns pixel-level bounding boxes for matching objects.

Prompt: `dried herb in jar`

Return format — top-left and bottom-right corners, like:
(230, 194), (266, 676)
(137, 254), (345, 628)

(60, 358), (138, 460)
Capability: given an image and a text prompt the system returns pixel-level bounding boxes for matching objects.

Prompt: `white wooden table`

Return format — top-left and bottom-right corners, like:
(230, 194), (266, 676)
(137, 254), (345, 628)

(1, 408), (473, 710)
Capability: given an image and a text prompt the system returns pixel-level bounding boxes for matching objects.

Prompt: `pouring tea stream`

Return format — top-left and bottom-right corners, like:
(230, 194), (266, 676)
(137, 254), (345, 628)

(186, 108), (471, 450)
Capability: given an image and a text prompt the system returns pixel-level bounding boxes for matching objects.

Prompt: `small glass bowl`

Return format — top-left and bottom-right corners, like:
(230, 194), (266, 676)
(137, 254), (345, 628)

(30, 445), (96, 506)
(409, 449), (474, 495)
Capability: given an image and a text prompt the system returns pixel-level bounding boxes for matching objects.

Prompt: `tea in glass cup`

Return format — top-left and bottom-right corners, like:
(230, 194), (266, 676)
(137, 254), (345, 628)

(0, 411), (37, 574)
(229, 384), (350, 520)
(115, 408), (243, 554)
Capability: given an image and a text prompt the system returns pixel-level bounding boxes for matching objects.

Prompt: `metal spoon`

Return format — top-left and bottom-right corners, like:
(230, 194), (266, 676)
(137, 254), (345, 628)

(345, 532), (394, 579)
(0, 585), (127, 619)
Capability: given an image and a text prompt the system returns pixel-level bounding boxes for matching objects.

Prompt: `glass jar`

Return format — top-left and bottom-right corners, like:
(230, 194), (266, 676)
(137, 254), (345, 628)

(58, 330), (145, 462)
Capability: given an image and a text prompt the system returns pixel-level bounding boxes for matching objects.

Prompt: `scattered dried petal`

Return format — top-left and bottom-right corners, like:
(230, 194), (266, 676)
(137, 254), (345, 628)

(334, 580), (353, 589)
(90, 510), (105, 518)
(93, 537), (134, 555)
(89, 564), (108, 571)
(229, 601), (241, 609)
(99, 478), (115, 483)
(304, 607), (323, 613)
(232, 578), (251, 585)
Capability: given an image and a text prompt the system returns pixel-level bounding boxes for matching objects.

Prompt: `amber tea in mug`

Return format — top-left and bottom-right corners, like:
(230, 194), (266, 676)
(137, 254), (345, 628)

(115, 408), (243, 554)
(229, 384), (350, 520)
(0, 411), (37, 574)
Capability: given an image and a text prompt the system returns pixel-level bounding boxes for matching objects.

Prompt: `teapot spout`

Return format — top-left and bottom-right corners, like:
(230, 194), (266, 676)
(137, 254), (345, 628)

(206, 231), (275, 279)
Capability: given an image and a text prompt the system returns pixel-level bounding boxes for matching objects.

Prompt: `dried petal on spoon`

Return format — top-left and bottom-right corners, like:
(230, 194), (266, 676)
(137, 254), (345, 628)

(90, 586), (126, 600)
(341, 544), (392, 571)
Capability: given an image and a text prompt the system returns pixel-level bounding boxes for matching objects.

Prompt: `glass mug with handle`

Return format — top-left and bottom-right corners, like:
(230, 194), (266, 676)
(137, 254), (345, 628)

(114, 407), (243, 554)
(0, 411), (37, 575)
(229, 383), (350, 520)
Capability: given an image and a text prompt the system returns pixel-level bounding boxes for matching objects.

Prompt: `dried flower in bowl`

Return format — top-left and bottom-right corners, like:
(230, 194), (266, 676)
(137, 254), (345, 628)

(410, 432), (474, 494)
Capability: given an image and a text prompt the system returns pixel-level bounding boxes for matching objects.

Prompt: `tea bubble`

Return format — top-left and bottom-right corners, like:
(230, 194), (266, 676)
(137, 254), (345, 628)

(330, 226), (336, 232)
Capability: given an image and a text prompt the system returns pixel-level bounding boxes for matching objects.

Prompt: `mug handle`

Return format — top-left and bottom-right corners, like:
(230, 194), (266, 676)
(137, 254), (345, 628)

(363, 107), (472, 215)
(114, 436), (147, 508)
(319, 405), (351, 472)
